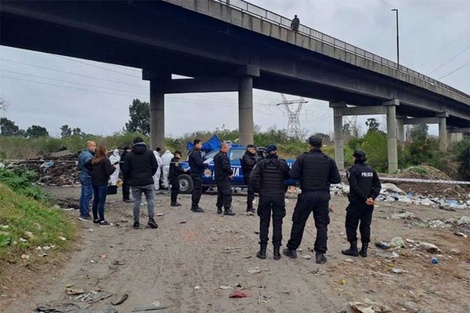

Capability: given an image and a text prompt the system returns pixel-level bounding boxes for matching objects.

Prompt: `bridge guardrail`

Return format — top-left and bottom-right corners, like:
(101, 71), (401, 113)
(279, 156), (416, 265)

(216, 0), (469, 101)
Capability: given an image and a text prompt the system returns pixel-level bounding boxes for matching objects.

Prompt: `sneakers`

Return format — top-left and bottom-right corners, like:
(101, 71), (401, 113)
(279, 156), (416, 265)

(282, 248), (297, 259)
(133, 221), (140, 229)
(148, 218), (158, 229)
(171, 202), (181, 207)
(123, 199), (133, 203)
(78, 216), (91, 222)
(191, 207), (205, 213)
(93, 219), (100, 224)
(99, 221), (112, 227)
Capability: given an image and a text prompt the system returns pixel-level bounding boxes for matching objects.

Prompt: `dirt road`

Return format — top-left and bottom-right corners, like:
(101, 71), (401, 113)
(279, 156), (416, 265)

(2, 187), (469, 313)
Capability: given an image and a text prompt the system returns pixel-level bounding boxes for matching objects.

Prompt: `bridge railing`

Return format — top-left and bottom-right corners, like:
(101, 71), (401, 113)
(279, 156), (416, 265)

(217, 0), (468, 100)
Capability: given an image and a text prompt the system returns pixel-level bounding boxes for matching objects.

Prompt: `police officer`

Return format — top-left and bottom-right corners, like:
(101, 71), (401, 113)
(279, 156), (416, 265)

(188, 139), (208, 213)
(214, 143), (235, 216)
(250, 145), (290, 260)
(169, 150), (187, 207)
(283, 136), (341, 264)
(241, 144), (257, 214)
(342, 150), (381, 257)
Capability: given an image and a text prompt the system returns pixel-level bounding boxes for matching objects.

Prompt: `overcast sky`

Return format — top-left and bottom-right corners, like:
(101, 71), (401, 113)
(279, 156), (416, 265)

(0, 0), (469, 138)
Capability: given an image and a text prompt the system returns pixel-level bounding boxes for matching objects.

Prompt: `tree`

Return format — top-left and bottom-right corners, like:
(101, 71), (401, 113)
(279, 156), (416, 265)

(0, 117), (25, 136)
(125, 99), (150, 135)
(0, 97), (8, 113)
(26, 125), (49, 138)
(365, 118), (380, 133)
(313, 132), (331, 143)
(409, 124), (428, 141)
(72, 127), (85, 137)
(60, 124), (72, 138)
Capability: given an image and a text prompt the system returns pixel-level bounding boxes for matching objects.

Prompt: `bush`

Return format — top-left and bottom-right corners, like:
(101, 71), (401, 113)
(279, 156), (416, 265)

(361, 131), (388, 173)
(0, 168), (49, 201)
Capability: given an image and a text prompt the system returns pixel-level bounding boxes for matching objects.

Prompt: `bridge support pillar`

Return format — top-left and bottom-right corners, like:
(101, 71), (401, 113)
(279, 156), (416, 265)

(237, 65), (259, 145)
(384, 99), (399, 174)
(437, 112), (448, 152)
(329, 101), (347, 170)
(397, 115), (405, 146)
(144, 70), (171, 150)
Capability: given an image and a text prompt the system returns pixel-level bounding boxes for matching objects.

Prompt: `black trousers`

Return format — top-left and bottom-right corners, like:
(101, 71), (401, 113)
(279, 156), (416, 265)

(258, 195), (286, 247)
(216, 179), (232, 209)
(345, 202), (374, 244)
(246, 185), (255, 210)
(122, 176), (130, 200)
(170, 180), (179, 203)
(287, 191), (330, 253)
(191, 174), (202, 208)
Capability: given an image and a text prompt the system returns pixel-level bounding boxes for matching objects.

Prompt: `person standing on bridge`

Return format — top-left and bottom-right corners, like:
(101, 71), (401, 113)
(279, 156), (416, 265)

(250, 144), (290, 260)
(214, 143), (236, 216)
(123, 137), (159, 229)
(241, 144), (257, 214)
(283, 136), (341, 264)
(78, 140), (96, 222)
(188, 139), (208, 213)
(291, 15), (300, 32)
(342, 150), (381, 258)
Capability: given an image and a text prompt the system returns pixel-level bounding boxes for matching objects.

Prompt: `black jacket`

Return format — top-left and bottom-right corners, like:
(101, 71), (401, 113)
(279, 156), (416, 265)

(289, 148), (341, 192)
(249, 155), (290, 196)
(86, 158), (115, 186)
(214, 151), (233, 181)
(241, 151), (257, 184)
(169, 156), (185, 184)
(347, 161), (381, 204)
(120, 150), (130, 178)
(123, 142), (158, 187)
(188, 149), (207, 175)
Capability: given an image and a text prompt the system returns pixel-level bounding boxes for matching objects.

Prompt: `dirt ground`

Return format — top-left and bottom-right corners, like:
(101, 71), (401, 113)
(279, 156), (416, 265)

(1, 187), (469, 313)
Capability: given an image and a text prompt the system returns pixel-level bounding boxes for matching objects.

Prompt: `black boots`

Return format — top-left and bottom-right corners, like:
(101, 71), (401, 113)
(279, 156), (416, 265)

(256, 245), (267, 259)
(171, 202), (181, 207)
(315, 252), (327, 264)
(282, 248), (297, 259)
(342, 242), (359, 257)
(224, 208), (235, 216)
(273, 246), (281, 260)
(359, 243), (369, 257)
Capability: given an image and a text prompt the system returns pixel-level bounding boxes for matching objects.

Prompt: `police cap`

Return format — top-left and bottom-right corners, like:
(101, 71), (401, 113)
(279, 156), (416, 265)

(353, 149), (366, 158)
(308, 136), (322, 148)
(266, 144), (277, 153)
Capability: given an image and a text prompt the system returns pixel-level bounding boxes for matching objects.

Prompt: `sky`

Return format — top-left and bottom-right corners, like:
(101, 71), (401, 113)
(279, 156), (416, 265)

(0, 0), (469, 138)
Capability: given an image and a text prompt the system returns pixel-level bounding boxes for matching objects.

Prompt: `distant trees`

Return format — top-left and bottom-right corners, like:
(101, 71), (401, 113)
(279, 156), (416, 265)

(0, 118), (25, 136)
(60, 125), (86, 138)
(26, 125), (49, 138)
(125, 99), (150, 135)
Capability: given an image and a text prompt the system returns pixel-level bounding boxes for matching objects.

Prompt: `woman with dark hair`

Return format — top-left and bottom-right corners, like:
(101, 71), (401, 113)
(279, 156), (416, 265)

(89, 145), (115, 227)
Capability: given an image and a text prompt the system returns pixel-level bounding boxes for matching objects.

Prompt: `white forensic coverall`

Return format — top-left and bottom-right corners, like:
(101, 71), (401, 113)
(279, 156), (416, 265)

(153, 150), (163, 191)
(161, 150), (174, 189)
(109, 149), (120, 185)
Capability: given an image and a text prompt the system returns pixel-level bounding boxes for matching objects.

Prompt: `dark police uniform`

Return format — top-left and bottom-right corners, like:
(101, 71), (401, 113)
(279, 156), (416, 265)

(250, 153), (290, 256)
(214, 150), (234, 214)
(188, 148), (208, 211)
(169, 155), (185, 206)
(285, 144), (341, 262)
(345, 156), (381, 248)
(241, 148), (257, 212)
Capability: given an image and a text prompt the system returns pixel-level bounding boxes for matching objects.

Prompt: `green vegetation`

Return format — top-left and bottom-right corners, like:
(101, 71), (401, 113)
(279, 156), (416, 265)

(0, 168), (50, 201)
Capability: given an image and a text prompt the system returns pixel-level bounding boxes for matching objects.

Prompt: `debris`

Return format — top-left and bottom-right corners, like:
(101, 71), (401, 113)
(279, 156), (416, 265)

(454, 231), (468, 238)
(65, 288), (86, 295)
(247, 267), (261, 274)
(194, 286), (200, 290)
(219, 285), (234, 290)
(438, 205), (456, 212)
(156, 213), (164, 216)
(389, 237), (405, 249)
(457, 216), (470, 225)
(100, 254), (108, 259)
(341, 298), (393, 313)
(450, 248), (461, 255)
(21, 254), (30, 260)
(340, 279), (347, 285)
(229, 291), (247, 298)
(302, 255), (312, 260)
(431, 257), (439, 264)
(36, 303), (83, 313)
(391, 268), (407, 274)
(375, 251), (399, 259)
(132, 301), (168, 311)
(374, 242), (390, 250)
(111, 260), (126, 266)
(390, 211), (416, 220)
(344, 258), (355, 263)
(111, 293), (128, 305)
(179, 221), (187, 224)
(104, 306), (119, 313)
(58, 236), (67, 241)
(381, 183), (405, 195)
(417, 242), (441, 253)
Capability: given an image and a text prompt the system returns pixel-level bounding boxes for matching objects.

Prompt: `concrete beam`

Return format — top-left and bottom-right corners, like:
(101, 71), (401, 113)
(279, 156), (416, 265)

(340, 106), (387, 116)
(164, 77), (238, 93)
(448, 127), (470, 133)
(235, 64), (260, 77)
(403, 117), (439, 125)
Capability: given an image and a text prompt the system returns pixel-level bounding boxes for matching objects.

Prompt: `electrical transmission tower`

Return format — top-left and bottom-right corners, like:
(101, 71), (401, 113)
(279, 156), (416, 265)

(276, 94), (308, 139)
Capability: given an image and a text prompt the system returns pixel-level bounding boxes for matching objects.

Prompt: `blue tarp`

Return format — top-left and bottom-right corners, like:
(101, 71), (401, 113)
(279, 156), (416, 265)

(186, 135), (222, 153)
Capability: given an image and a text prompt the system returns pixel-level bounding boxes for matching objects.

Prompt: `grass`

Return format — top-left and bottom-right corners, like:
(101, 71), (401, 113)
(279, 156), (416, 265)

(0, 183), (76, 284)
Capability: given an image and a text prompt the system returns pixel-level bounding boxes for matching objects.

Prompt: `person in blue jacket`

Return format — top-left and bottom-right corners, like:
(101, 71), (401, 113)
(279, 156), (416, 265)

(78, 140), (96, 221)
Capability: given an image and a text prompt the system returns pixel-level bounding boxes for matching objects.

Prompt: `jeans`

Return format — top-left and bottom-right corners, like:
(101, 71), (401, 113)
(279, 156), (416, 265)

(92, 185), (108, 221)
(79, 173), (93, 218)
(131, 184), (155, 222)
(287, 191), (330, 253)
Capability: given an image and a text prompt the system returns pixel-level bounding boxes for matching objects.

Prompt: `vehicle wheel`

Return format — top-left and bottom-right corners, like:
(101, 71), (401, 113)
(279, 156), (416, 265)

(178, 174), (193, 194)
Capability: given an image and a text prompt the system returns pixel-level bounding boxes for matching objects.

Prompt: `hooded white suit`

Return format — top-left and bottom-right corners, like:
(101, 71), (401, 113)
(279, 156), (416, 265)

(161, 150), (174, 189)
(109, 149), (120, 185)
(153, 150), (163, 190)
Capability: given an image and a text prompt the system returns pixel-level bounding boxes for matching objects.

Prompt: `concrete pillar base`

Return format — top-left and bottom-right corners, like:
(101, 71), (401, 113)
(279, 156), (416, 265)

(384, 99), (399, 174)
(437, 112), (448, 152)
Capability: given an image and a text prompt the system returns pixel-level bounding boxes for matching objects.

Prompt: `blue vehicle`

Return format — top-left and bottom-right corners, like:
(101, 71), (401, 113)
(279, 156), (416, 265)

(177, 145), (296, 194)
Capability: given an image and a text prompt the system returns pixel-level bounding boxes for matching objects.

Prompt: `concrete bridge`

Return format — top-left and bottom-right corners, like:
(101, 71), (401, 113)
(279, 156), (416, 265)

(1, 0), (469, 173)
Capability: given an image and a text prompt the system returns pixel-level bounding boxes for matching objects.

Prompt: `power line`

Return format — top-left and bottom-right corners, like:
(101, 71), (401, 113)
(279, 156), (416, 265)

(0, 58), (147, 88)
(438, 60), (470, 80)
(376, 0), (394, 9)
(55, 55), (141, 78)
(58, 55), (142, 73)
(427, 45), (470, 75)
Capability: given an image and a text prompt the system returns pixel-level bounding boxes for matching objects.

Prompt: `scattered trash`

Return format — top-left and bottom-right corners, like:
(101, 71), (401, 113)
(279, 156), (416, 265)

(21, 254), (30, 260)
(457, 216), (470, 225)
(111, 293), (128, 305)
(450, 248), (461, 255)
(302, 255), (312, 260)
(438, 205), (456, 212)
(132, 301), (167, 311)
(104, 306), (119, 313)
(247, 267), (261, 274)
(454, 231), (468, 238)
(389, 237), (405, 249)
(229, 291), (247, 298)
(375, 242), (390, 250)
(58, 236), (67, 241)
(340, 279), (347, 285)
(391, 268), (408, 274)
(375, 251), (400, 259)
(431, 257), (439, 264)
(194, 286), (200, 290)
(219, 285), (234, 290)
(341, 298), (393, 313)
(391, 211), (416, 220)
(156, 213), (164, 216)
(417, 242), (442, 253)
(65, 288), (86, 295)
(37, 303), (83, 313)
(111, 260), (126, 266)
(179, 221), (187, 224)
(344, 258), (354, 263)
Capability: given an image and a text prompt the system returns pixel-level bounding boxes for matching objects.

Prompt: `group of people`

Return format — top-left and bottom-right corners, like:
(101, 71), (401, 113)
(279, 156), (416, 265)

(78, 135), (381, 263)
